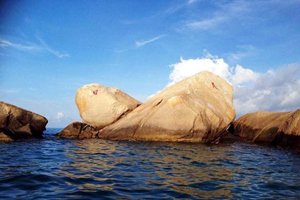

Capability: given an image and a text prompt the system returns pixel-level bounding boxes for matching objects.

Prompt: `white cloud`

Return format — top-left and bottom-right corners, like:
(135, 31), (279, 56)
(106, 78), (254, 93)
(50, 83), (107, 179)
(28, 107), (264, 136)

(186, 0), (252, 31)
(55, 112), (64, 120)
(36, 36), (70, 58)
(168, 53), (231, 86)
(0, 38), (41, 51)
(165, 0), (198, 14)
(0, 89), (18, 94)
(186, 0), (299, 32)
(188, 0), (197, 5)
(114, 49), (128, 53)
(231, 65), (259, 85)
(136, 35), (166, 47)
(1, 37), (70, 59)
(187, 16), (228, 30)
(165, 52), (300, 117)
(227, 45), (258, 62)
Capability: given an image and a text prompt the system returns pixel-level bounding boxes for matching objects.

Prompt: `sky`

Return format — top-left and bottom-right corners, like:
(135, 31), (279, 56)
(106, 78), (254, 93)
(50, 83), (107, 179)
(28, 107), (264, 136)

(1, 0), (300, 128)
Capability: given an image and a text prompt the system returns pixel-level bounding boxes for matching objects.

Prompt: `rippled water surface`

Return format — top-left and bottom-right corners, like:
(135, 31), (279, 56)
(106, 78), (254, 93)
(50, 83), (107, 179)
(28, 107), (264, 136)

(0, 128), (300, 199)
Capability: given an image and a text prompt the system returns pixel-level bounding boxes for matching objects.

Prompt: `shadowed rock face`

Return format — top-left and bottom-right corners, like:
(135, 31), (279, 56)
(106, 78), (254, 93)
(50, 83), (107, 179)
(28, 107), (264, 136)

(233, 109), (300, 147)
(100, 71), (236, 143)
(0, 102), (48, 141)
(56, 122), (99, 139)
(75, 84), (141, 129)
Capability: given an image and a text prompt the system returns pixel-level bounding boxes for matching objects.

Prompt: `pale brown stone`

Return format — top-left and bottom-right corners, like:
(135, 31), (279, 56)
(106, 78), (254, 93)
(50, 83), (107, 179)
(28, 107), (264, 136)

(75, 84), (141, 129)
(100, 71), (235, 143)
(233, 109), (300, 147)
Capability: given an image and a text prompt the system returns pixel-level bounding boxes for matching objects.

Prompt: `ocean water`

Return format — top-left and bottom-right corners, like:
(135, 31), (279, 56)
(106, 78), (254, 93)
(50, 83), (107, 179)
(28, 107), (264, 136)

(0, 128), (299, 199)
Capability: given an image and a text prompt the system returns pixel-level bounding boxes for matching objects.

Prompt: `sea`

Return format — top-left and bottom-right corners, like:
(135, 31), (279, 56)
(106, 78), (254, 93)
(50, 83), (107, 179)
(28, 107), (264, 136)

(0, 128), (299, 199)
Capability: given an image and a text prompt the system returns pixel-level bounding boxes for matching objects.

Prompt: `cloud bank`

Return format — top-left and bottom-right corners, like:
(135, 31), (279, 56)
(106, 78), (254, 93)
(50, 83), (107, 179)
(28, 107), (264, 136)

(167, 53), (300, 117)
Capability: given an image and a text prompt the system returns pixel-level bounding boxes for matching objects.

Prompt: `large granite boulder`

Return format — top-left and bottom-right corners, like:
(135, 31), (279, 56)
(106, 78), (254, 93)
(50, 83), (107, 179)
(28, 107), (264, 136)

(75, 84), (141, 129)
(56, 122), (99, 139)
(233, 109), (300, 147)
(100, 71), (236, 143)
(0, 101), (48, 141)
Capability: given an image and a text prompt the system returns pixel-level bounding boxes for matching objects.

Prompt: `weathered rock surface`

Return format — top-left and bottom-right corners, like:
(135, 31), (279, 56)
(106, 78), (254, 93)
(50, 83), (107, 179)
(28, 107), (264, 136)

(233, 109), (300, 147)
(100, 71), (236, 143)
(75, 83), (141, 129)
(0, 101), (48, 141)
(56, 122), (99, 139)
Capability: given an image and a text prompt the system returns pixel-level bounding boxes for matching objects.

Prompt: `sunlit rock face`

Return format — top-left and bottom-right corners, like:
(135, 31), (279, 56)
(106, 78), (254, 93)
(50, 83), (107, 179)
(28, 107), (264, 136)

(75, 83), (141, 129)
(100, 71), (236, 143)
(234, 109), (300, 147)
(0, 101), (48, 141)
(56, 122), (99, 139)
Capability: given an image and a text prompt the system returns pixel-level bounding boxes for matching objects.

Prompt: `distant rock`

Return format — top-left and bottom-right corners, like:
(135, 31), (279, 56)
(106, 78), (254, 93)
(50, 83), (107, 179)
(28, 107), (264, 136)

(56, 122), (99, 139)
(75, 83), (141, 129)
(100, 71), (236, 143)
(0, 101), (48, 141)
(233, 109), (300, 147)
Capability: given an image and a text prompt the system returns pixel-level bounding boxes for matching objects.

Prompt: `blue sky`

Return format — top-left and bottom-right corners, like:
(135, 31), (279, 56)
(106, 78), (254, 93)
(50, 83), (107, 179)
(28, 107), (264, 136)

(1, 0), (300, 127)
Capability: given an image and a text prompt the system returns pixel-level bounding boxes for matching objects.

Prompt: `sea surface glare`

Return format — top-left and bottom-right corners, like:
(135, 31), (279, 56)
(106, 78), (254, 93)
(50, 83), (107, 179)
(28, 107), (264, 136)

(0, 128), (300, 199)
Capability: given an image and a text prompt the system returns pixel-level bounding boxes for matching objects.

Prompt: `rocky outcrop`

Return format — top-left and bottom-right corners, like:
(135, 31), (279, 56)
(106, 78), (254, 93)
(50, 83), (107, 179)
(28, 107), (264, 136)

(56, 122), (99, 139)
(233, 109), (300, 147)
(100, 71), (236, 143)
(75, 83), (141, 129)
(0, 101), (48, 141)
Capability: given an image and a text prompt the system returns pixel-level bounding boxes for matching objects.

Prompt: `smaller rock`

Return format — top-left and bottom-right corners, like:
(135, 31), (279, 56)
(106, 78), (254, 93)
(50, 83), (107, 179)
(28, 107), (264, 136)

(233, 109), (300, 147)
(0, 101), (48, 141)
(75, 83), (141, 129)
(56, 122), (99, 139)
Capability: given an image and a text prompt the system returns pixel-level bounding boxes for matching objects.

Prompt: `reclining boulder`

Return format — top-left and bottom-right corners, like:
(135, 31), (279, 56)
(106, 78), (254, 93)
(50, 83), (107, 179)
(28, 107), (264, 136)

(100, 71), (236, 143)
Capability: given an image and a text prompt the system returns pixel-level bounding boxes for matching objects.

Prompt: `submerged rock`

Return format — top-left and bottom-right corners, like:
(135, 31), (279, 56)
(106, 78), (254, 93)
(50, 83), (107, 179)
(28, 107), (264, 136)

(233, 109), (300, 147)
(56, 122), (99, 139)
(75, 83), (141, 129)
(0, 101), (48, 141)
(100, 71), (236, 143)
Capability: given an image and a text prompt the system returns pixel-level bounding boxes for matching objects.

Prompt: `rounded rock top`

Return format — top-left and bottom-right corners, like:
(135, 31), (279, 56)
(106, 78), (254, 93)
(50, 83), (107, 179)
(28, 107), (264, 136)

(75, 83), (141, 129)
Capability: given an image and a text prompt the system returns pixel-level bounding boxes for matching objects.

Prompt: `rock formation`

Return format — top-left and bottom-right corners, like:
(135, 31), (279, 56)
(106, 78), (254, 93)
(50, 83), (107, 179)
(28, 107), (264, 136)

(56, 122), (99, 139)
(0, 101), (48, 141)
(75, 83), (141, 129)
(100, 71), (236, 143)
(233, 109), (300, 147)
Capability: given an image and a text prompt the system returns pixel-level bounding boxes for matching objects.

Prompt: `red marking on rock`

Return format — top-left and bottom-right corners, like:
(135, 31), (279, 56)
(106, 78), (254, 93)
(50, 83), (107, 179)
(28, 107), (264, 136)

(212, 82), (218, 89)
(93, 90), (98, 95)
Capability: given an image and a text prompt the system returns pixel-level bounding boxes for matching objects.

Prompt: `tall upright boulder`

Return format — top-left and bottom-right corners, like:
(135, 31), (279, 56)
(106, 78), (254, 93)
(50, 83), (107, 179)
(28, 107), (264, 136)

(234, 109), (300, 147)
(75, 83), (141, 129)
(100, 71), (235, 143)
(0, 101), (48, 141)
